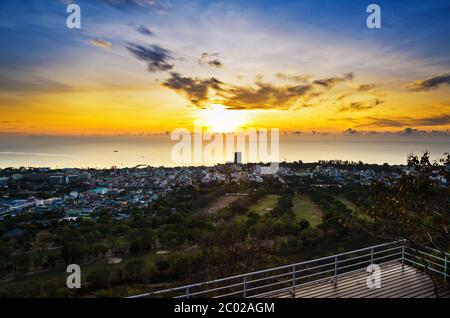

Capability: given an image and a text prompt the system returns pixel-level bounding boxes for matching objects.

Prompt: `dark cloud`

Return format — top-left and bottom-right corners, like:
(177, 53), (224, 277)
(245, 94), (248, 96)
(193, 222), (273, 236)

(357, 83), (377, 92)
(338, 99), (384, 112)
(219, 82), (316, 110)
(411, 114), (450, 126)
(162, 72), (224, 106)
(343, 128), (358, 135)
(135, 25), (154, 36)
(162, 72), (354, 110)
(208, 59), (223, 68)
(359, 117), (405, 128)
(219, 73), (354, 110)
(406, 73), (450, 91)
(198, 52), (223, 68)
(126, 43), (174, 72)
(357, 114), (450, 128)
(313, 72), (353, 88)
(337, 92), (352, 101)
(403, 127), (426, 134)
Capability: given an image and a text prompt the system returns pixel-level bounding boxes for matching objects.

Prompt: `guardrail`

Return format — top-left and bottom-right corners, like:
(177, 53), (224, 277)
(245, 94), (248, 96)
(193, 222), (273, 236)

(129, 241), (449, 298)
(403, 245), (449, 281)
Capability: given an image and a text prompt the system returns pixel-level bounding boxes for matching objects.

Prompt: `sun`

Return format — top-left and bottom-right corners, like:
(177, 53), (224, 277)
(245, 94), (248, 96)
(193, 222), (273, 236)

(199, 104), (248, 133)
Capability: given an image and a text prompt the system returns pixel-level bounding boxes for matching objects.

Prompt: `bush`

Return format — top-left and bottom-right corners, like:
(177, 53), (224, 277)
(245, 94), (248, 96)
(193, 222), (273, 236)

(87, 268), (111, 290)
(155, 258), (170, 272)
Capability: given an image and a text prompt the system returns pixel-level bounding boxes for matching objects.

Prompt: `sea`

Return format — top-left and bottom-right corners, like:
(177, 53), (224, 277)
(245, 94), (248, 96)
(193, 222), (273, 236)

(0, 134), (449, 168)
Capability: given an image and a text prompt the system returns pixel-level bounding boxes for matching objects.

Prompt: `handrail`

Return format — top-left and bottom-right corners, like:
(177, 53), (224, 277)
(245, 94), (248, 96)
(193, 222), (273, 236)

(128, 240), (448, 298)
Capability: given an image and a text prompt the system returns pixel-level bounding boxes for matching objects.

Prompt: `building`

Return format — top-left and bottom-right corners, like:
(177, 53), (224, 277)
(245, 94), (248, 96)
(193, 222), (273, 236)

(50, 175), (65, 185)
(65, 175), (79, 184)
(234, 152), (242, 164)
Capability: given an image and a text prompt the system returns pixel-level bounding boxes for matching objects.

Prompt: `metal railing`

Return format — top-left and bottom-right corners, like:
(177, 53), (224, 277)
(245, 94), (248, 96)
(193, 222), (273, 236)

(402, 245), (449, 281)
(128, 241), (449, 298)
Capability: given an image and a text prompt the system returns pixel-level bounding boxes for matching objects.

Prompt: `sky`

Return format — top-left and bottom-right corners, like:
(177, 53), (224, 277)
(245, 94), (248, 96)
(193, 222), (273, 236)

(0, 0), (450, 136)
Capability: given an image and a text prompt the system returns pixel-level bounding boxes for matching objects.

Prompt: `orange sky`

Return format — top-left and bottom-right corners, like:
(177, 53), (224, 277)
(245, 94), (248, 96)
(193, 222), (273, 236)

(1, 1), (449, 136)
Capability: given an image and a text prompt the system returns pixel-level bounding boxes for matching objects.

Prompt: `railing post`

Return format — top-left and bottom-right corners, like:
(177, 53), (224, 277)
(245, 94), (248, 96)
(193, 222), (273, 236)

(292, 265), (296, 297)
(445, 255), (448, 280)
(334, 256), (338, 286)
(243, 275), (247, 298)
(370, 248), (374, 265)
(185, 287), (190, 298)
(401, 245), (405, 269)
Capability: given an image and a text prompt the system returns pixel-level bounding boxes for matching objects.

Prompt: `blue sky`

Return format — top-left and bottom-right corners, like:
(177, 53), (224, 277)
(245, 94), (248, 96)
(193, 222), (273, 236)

(1, 0), (449, 75)
(0, 0), (449, 135)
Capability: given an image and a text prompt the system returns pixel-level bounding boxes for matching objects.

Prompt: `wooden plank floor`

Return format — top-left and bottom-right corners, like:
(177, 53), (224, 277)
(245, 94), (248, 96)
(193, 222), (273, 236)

(272, 262), (450, 298)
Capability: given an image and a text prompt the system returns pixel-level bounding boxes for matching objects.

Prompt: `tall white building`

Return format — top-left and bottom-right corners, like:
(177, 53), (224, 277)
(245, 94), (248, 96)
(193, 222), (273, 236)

(234, 152), (242, 164)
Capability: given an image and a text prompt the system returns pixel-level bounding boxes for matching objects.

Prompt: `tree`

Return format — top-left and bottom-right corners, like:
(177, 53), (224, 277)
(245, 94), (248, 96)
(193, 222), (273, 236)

(123, 259), (146, 282)
(359, 152), (450, 293)
(299, 219), (310, 231)
(87, 268), (111, 290)
(200, 221), (264, 278)
(62, 241), (86, 265)
(155, 258), (170, 272)
(91, 243), (109, 260)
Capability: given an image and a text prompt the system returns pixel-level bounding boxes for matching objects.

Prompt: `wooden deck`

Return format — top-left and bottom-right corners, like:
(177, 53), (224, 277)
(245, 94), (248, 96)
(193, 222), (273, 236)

(273, 262), (450, 298)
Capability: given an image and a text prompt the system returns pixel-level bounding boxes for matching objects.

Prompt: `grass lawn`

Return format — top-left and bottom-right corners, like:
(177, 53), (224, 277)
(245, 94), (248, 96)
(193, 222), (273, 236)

(249, 194), (280, 215)
(0, 250), (162, 295)
(292, 194), (323, 227)
(335, 196), (356, 212)
(334, 196), (371, 221)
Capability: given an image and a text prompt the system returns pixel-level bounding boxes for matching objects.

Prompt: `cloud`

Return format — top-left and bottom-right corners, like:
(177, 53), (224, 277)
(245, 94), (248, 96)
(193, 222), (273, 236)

(359, 117), (405, 128)
(198, 52), (224, 68)
(135, 25), (154, 36)
(275, 72), (310, 83)
(162, 72), (354, 110)
(357, 114), (450, 128)
(337, 92), (353, 101)
(338, 99), (384, 112)
(313, 72), (353, 88)
(102, 0), (168, 11)
(126, 43), (174, 72)
(89, 39), (112, 49)
(406, 73), (450, 91)
(208, 59), (223, 68)
(343, 128), (358, 135)
(403, 127), (426, 134)
(162, 72), (224, 106)
(411, 114), (450, 126)
(222, 83), (315, 110)
(357, 83), (377, 92)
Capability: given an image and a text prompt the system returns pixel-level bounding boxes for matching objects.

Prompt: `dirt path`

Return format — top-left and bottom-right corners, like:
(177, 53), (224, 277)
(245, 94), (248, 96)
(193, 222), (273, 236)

(198, 195), (241, 215)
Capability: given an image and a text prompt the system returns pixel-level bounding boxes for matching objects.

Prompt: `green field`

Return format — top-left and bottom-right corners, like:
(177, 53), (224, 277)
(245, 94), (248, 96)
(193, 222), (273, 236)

(292, 194), (323, 227)
(0, 250), (163, 297)
(249, 194), (280, 215)
(335, 196), (356, 212)
(334, 196), (371, 220)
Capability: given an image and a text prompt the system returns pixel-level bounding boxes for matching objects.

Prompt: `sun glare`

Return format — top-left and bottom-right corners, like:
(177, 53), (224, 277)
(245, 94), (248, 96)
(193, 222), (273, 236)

(199, 104), (248, 133)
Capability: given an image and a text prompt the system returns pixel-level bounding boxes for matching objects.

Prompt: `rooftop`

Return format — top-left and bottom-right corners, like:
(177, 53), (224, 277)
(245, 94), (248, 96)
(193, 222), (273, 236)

(130, 241), (450, 298)
(272, 261), (450, 298)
